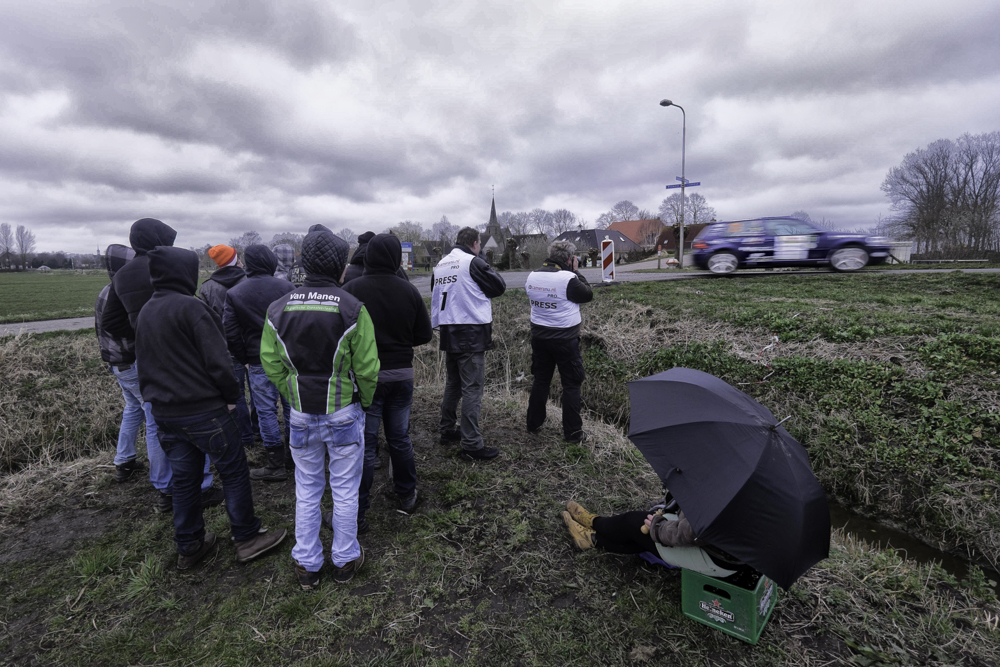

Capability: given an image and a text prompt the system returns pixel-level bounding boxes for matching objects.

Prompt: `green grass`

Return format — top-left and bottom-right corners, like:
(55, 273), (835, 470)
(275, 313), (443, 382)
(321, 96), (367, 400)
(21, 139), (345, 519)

(0, 271), (109, 323)
(2, 271), (1000, 665)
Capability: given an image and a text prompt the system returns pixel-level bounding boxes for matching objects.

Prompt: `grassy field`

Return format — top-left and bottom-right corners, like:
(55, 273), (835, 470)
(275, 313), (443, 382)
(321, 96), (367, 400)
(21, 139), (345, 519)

(0, 271), (109, 323)
(2, 273), (1000, 665)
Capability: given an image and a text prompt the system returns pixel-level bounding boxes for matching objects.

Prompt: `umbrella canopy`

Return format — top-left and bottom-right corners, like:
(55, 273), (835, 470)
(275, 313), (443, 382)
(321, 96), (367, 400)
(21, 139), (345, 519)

(627, 367), (830, 589)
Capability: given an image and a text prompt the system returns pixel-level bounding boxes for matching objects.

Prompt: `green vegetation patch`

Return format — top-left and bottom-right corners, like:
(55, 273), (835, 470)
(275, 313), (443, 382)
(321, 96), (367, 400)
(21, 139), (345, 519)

(0, 271), (110, 323)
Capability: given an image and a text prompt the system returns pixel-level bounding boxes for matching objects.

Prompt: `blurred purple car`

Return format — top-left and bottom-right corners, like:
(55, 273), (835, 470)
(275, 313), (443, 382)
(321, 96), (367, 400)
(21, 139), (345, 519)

(690, 217), (891, 274)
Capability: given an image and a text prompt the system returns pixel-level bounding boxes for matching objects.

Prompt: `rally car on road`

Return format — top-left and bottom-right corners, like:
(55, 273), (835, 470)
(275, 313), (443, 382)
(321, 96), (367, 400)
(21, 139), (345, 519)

(690, 217), (891, 274)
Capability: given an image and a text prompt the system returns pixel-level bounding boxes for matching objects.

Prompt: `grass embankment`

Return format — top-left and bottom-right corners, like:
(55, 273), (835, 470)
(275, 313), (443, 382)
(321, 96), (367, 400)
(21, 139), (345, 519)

(0, 271), (110, 323)
(2, 273), (1000, 665)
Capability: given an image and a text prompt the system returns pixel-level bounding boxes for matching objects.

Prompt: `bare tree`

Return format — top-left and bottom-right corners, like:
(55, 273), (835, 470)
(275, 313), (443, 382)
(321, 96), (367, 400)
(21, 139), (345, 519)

(549, 209), (578, 235)
(0, 223), (12, 270)
(389, 220), (426, 243)
(230, 231), (263, 256)
(15, 225), (35, 270)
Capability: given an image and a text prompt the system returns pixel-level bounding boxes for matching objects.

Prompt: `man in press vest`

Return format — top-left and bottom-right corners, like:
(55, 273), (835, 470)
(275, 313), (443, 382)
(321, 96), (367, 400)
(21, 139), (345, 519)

(431, 227), (506, 461)
(524, 240), (593, 443)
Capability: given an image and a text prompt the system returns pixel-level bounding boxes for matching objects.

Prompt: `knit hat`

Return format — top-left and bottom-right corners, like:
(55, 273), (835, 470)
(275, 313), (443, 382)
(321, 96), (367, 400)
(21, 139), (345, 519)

(301, 224), (349, 279)
(208, 245), (238, 267)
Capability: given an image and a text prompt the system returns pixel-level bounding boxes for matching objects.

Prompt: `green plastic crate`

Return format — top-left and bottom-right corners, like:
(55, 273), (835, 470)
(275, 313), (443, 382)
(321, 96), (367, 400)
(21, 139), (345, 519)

(681, 568), (778, 645)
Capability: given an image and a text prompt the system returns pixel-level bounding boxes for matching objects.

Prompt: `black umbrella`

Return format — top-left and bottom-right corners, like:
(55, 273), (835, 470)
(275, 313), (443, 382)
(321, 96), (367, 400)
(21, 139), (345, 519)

(627, 367), (830, 590)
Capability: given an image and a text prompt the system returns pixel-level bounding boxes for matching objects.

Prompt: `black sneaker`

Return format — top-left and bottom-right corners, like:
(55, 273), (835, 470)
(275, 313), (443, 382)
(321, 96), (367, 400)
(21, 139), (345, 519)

(177, 532), (217, 570)
(333, 547), (365, 584)
(295, 561), (320, 590)
(155, 491), (173, 514)
(321, 511), (369, 534)
(115, 459), (144, 483)
(201, 487), (225, 509)
(461, 447), (499, 462)
(398, 489), (419, 514)
(439, 429), (461, 445)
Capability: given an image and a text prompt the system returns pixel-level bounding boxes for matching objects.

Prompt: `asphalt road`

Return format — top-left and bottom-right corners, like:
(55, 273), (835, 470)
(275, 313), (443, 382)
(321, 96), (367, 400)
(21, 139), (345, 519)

(3, 264), (998, 336)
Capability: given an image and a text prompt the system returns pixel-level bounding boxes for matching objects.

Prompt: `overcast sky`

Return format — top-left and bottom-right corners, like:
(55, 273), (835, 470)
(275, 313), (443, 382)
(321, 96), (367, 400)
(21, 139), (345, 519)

(2, 0), (998, 253)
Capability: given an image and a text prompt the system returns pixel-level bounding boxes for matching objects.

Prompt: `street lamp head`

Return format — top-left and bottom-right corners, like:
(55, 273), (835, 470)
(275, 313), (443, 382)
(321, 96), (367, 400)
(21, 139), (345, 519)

(659, 99), (673, 107)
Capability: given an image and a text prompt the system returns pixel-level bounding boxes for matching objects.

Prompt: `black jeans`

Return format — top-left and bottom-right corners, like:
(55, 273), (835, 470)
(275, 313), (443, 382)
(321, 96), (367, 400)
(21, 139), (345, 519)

(526, 336), (585, 440)
(156, 407), (262, 555)
(593, 511), (656, 554)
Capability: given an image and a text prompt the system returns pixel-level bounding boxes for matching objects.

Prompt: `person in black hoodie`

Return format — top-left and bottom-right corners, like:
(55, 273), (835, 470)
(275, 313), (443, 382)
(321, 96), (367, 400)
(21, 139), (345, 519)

(223, 244), (296, 481)
(198, 245), (254, 448)
(136, 246), (287, 570)
(342, 230), (410, 284)
(101, 218), (216, 511)
(342, 234), (432, 520)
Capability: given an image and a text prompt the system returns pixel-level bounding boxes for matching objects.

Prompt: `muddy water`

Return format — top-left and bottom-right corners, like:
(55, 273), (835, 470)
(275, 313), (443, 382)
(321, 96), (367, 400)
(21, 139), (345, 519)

(829, 503), (1000, 595)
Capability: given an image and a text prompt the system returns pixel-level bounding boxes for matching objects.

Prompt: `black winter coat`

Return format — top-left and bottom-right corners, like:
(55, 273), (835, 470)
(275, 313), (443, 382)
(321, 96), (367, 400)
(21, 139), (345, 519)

(223, 245), (295, 364)
(102, 218), (177, 339)
(341, 234), (432, 375)
(135, 246), (240, 419)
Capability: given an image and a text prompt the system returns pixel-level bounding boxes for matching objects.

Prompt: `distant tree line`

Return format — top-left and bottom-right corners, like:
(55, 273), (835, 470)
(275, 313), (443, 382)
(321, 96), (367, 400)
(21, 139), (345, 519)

(882, 132), (1000, 255)
(0, 223), (37, 271)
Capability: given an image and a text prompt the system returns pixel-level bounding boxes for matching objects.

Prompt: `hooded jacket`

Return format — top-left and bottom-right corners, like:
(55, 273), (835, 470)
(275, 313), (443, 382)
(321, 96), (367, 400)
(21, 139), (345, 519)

(341, 234), (432, 379)
(223, 244), (295, 365)
(95, 244), (136, 365)
(102, 218), (177, 339)
(343, 231), (410, 284)
(431, 244), (506, 353)
(198, 264), (246, 319)
(260, 225), (379, 414)
(135, 246), (240, 418)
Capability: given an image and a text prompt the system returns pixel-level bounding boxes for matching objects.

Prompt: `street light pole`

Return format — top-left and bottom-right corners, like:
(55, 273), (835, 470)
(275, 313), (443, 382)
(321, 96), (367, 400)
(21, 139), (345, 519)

(660, 99), (686, 268)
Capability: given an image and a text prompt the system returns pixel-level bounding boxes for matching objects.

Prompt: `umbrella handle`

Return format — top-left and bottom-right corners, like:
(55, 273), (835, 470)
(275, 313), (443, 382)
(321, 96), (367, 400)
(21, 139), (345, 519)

(640, 508), (664, 535)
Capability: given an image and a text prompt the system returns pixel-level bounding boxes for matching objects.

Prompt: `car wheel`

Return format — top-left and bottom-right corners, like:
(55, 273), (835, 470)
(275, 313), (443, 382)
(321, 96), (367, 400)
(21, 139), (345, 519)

(829, 246), (869, 272)
(707, 252), (739, 274)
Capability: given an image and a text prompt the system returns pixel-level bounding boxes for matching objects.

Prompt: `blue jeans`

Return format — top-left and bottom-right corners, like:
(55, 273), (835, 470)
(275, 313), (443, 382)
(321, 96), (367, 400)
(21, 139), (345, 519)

(248, 364), (283, 449)
(111, 365), (144, 465)
(360, 380), (417, 517)
(289, 404), (365, 570)
(155, 407), (262, 555)
(232, 360), (254, 445)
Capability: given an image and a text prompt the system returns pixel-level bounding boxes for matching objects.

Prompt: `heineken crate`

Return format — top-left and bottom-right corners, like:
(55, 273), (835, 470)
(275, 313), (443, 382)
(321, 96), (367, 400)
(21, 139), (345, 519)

(681, 568), (778, 645)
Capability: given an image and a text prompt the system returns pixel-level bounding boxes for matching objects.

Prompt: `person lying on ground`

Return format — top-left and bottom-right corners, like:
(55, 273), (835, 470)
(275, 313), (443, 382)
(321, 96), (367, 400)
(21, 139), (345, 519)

(561, 499), (747, 578)
(135, 245), (287, 570)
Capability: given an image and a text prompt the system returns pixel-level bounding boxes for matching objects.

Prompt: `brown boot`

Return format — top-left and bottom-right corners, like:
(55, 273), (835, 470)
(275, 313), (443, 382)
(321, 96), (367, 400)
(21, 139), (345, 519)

(561, 511), (596, 550)
(565, 501), (597, 529)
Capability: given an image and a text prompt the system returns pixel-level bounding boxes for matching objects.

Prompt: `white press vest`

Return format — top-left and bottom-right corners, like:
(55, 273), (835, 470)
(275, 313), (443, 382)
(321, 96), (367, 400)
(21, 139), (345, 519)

(525, 269), (581, 329)
(431, 248), (493, 327)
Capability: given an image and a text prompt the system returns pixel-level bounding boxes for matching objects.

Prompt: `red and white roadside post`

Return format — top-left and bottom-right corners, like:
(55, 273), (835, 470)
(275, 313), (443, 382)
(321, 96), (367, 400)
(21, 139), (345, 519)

(601, 239), (615, 283)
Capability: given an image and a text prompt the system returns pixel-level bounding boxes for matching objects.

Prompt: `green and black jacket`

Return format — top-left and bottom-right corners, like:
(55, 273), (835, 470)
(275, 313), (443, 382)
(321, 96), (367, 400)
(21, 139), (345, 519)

(260, 283), (379, 414)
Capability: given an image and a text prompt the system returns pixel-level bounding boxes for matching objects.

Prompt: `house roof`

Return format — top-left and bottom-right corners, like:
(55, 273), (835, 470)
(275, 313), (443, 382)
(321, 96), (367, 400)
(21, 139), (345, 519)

(606, 219), (664, 245)
(554, 230), (642, 253)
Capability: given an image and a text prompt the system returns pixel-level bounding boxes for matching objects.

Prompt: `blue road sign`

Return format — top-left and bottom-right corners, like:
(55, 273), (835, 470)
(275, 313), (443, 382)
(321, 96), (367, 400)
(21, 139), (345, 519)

(665, 182), (700, 189)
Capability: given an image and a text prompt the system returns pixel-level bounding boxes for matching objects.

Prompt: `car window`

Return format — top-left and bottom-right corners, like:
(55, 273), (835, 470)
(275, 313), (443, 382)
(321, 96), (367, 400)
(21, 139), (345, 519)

(765, 219), (817, 236)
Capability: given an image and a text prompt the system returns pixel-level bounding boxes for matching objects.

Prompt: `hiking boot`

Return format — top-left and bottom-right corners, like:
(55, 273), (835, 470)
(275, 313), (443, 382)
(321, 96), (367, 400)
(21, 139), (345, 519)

(155, 490), (173, 514)
(250, 447), (288, 482)
(460, 447), (499, 462)
(115, 459), (143, 483)
(565, 501), (597, 529)
(333, 546), (365, 584)
(562, 511), (596, 550)
(398, 489), (419, 514)
(295, 561), (320, 590)
(201, 486), (226, 509)
(321, 511), (369, 535)
(235, 527), (288, 563)
(177, 532), (217, 570)
(439, 428), (461, 445)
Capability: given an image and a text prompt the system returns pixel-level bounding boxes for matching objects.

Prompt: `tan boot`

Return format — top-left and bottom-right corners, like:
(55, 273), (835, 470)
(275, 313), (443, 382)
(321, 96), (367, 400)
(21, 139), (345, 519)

(565, 501), (597, 529)
(562, 511), (596, 550)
